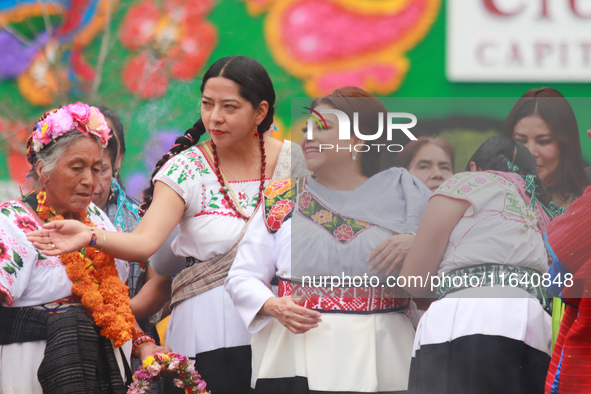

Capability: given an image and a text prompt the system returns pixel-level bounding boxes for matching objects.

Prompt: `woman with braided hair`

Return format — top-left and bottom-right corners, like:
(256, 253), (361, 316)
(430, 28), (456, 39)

(0, 103), (168, 394)
(401, 136), (562, 394)
(27, 56), (309, 393)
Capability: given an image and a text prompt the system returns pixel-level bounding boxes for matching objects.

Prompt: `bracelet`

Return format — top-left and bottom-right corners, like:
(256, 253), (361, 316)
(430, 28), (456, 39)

(98, 229), (106, 252)
(88, 227), (97, 247)
(132, 333), (156, 353)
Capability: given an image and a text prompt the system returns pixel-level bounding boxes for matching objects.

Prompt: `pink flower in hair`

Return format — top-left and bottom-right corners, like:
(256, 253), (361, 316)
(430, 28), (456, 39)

(67, 102), (91, 124)
(48, 108), (75, 135)
(197, 380), (207, 392)
(86, 106), (111, 146)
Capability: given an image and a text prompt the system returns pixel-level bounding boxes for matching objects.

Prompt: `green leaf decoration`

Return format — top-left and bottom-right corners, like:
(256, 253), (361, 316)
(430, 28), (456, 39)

(12, 251), (23, 268)
(1, 209), (10, 216)
(2, 265), (16, 275)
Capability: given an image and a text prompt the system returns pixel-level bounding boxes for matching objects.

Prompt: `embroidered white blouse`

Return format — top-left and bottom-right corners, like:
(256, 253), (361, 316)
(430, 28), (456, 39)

(152, 144), (272, 356)
(432, 171), (548, 276)
(0, 200), (128, 308)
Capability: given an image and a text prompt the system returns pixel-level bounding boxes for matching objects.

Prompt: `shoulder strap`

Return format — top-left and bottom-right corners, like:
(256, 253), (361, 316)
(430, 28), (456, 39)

(170, 203), (261, 309)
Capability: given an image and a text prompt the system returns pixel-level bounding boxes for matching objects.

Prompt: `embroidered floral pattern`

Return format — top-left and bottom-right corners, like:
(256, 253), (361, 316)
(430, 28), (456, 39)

(166, 149), (211, 187)
(299, 193), (311, 209)
(264, 179), (296, 233)
(267, 200), (295, 231)
(297, 181), (372, 244)
(311, 210), (332, 224)
(180, 152), (263, 219)
(0, 241), (9, 261)
(264, 179), (292, 199)
(437, 172), (539, 233)
(14, 215), (38, 233)
(0, 203), (32, 279)
(202, 187), (260, 213)
(459, 184), (472, 194)
(334, 224), (354, 241)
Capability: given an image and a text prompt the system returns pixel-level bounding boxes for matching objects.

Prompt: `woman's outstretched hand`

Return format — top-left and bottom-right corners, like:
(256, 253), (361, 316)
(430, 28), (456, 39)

(366, 233), (415, 276)
(262, 296), (322, 334)
(26, 220), (91, 255)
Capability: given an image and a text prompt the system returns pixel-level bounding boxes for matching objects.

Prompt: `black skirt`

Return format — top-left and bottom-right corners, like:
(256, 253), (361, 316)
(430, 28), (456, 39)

(408, 334), (550, 394)
(164, 345), (252, 394)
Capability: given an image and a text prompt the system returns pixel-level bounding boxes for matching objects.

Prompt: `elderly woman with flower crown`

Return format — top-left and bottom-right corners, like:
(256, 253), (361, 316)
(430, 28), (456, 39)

(0, 103), (168, 394)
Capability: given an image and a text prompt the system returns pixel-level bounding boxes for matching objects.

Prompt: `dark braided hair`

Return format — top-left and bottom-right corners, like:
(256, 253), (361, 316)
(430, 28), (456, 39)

(140, 56), (276, 214)
(466, 136), (553, 209)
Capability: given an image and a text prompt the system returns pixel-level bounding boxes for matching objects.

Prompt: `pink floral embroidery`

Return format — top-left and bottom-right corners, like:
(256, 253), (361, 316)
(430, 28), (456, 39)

(474, 176), (487, 185)
(443, 179), (458, 190)
(195, 161), (205, 170)
(497, 177), (507, 185)
(185, 151), (200, 159)
(238, 192), (247, 201)
(460, 185), (472, 194)
(267, 200), (294, 231)
(334, 224), (354, 241)
(0, 241), (9, 261)
(299, 193), (311, 209)
(14, 215), (38, 233)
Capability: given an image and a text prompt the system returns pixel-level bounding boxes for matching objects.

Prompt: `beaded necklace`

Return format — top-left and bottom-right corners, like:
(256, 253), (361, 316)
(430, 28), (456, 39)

(210, 136), (266, 220)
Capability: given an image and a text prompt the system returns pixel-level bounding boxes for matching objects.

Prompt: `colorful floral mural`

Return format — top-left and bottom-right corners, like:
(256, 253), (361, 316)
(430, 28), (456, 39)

(0, 0), (117, 106)
(244, 0), (441, 96)
(119, 0), (217, 98)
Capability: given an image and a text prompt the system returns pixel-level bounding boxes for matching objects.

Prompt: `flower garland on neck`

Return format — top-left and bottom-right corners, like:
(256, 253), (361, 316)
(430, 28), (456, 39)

(36, 192), (137, 347)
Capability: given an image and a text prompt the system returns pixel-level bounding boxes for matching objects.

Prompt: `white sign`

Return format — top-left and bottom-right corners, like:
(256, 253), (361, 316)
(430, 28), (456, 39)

(447, 0), (591, 81)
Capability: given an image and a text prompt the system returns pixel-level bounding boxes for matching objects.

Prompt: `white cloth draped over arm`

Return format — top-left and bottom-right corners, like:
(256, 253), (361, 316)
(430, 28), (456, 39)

(225, 206), (281, 333)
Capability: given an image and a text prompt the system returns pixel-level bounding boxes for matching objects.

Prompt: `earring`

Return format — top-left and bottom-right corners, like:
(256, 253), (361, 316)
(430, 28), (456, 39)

(352, 151), (358, 161)
(253, 129), (260, 139)
(36, 188), (47, 213)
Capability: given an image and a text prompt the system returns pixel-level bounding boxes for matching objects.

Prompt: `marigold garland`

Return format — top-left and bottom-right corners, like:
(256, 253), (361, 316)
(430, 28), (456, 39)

(38, 202), (137, 347)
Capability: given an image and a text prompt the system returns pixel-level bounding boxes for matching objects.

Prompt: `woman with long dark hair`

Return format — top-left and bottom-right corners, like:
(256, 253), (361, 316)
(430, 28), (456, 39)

(27, 56), (308, 393)
(505, 87), (589, 209)
(403, 136), (562, 394)
(226, 87), (431, 393)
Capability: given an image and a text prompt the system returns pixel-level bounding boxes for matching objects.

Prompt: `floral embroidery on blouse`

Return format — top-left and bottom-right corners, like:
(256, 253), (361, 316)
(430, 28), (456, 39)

(263, 178), (375, 241)
(264, 179), (296, 233)
(436, 172), (540, 233)
(0, 202), (35, 281)
(203, 186), (260, 211)
(166, 150), (211, 186)
(297, 188), (373, 244)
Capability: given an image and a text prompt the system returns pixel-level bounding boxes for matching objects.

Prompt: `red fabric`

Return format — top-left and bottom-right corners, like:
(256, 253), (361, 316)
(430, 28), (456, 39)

(278, 278), (409, 312)
(545, 186), (591, 393)
(547, 187), (591, 275)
